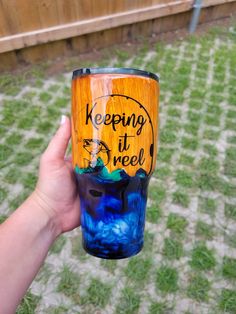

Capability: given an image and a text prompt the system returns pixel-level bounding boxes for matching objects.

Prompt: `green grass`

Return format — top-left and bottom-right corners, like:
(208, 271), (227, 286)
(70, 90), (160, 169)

(205, 114), (220, 127)
(143, 231), (154, 253)
(198, 157), (219, 174)
(48, 84), (61, 93)
(82, 278), (112, 308)
(57, 265), (80, 297)
(187, 275), (210, 302)
(203, 144), (218, 157)
(14, 152), (34, 166)
(50, 236), (66, 254)
(160, 130), (177, 144)
(22, 91), (37, 100)
(224, 160), (236, 177)
(53, 97), (68, 108)
(191, 89), (206, 100)
(100, 259), (117, 273)
(39, 92), (52, 102)
(178, 154), (194, 166)
(17, 116), (34, 130)
(197, 173), (219, 191)
(169, 94), (185, 105)
(163, 237), (183, 260)
(181, 137), (198, 151)
(195, 221), (214, 240)
(16, 292), (40, 314)
(219, 289), (236, 313)
(220, 181), (236, 197)
(0, 187), (7, 203)
(172, 191), (190, 207)
(175, 170), (195, 188)
(154, 166), (171, 179)
(206, 104), (222, 116)
(190, 244), (216, 271)
(157, 148), (174, 163)
(71, 235), (88, 261)
(148, 185), (166, 204)
(188, 111), (201, 123)
(224, 147), (236, 177)
(25, 138), (44, 150)
(225, 232), (236, 249)
(225, 203), (236, 220)
(188, 99), (203, 110)
(45, 306), (70, 314)
(184, 123), (199, 136)
(5, 133), (22, 146)
(124, 256), (152, 283)
(22, 172), (37, 190)
(225, 119), (236, 132)
(146, 204), (162, 223)
(37, 121), (53, 134)
(165, 119), (181, 132)
(228, 135), (236, 145)
(203, 129), (220, 141)
(0, 214), (8, 224)
(1, 112), (16, 126)
(222, 257), (236, 279)
(167, 107), (182, 118)
(156, 266), (178, 293)
(167, 213), (188, 235)
(3, 99), (29, 111)
(0, 144), (13, 164)
(199, 197), (216, 216)
(116, 287), (140, 314)
(148, 302), (170, 314)
(35, 263), (52, 284)
(47, 105), (60, 119)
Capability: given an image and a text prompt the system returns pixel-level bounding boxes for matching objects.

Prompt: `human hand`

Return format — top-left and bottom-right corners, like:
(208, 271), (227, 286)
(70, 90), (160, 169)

(32, 115), (81, 237)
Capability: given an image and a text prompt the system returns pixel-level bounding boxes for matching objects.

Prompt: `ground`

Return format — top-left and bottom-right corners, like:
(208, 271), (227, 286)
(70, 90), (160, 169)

(0, 19), (236, 314)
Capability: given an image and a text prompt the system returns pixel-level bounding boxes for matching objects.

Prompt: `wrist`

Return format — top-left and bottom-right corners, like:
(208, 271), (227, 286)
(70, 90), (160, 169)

(28, 190), (62, 240)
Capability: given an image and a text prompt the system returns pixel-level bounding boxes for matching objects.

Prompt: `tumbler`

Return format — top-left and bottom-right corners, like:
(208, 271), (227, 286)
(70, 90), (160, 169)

(71, 68), (159, 259)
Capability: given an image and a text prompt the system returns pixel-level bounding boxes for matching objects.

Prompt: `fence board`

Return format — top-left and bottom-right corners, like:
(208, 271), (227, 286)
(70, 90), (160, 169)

(0, 0), (187, 37)
(0, 0), (235, 70)
(202, 0), (235, 6)
(0, 1), (9, 36)
(0, 0), (194, 53)
(0, 0), (234, 38)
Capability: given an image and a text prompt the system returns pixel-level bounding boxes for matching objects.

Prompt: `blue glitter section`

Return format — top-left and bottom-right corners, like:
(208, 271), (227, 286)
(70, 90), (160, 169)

(75, 158), (149, 259)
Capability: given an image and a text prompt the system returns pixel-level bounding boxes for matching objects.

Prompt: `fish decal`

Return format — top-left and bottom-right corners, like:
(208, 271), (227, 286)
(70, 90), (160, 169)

(83, 139), (110, 167)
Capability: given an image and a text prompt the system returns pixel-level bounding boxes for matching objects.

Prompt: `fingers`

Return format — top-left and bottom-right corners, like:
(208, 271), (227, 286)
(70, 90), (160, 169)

(43, 115), (71, 161)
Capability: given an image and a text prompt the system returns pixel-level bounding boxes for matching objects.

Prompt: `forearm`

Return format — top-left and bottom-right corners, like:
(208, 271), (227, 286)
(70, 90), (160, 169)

(0, 192), (59, 314)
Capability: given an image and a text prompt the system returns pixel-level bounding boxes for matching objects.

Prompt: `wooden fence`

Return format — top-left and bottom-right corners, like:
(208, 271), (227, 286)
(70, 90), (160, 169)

(0, 0), (235, 70)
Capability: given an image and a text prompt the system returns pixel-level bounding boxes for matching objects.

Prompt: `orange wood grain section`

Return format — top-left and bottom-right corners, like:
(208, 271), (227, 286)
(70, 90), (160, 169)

(72, 74), (159, 177)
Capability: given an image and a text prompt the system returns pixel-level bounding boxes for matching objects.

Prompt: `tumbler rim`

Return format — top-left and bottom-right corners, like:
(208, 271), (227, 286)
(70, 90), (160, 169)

(72, 67), (159, 82)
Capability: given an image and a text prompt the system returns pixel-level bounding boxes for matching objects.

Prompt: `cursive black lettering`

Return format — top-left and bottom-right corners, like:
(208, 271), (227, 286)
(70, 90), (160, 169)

(86, 103), (147, 135)
(118, 133), (134, 152)
(113, 148), (145, 167)
(85, 103), (98, 130)
(94, 113), (103, 125)
(113, 155), (121, 166)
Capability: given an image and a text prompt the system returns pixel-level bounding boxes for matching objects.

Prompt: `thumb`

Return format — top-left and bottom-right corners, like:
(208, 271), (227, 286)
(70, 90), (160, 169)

(44, 115), (71, 161)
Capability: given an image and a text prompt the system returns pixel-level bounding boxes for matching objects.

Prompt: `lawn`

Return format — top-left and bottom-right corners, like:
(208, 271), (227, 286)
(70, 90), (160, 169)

(1, 21), (236, 313)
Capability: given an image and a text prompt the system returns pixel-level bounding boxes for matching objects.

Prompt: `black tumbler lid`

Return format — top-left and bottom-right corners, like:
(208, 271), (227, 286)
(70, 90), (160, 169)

(72, 67), (159, 82)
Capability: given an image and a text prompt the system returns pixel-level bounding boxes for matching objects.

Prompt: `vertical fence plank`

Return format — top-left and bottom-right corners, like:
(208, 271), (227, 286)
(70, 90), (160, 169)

(0, 0), (20, 35)
(0, 1), (10, 36)
(56, 0), (77, 24)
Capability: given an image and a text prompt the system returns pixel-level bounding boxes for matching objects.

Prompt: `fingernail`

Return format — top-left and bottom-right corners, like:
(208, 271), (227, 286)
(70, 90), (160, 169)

(60, 115), (66, 125)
